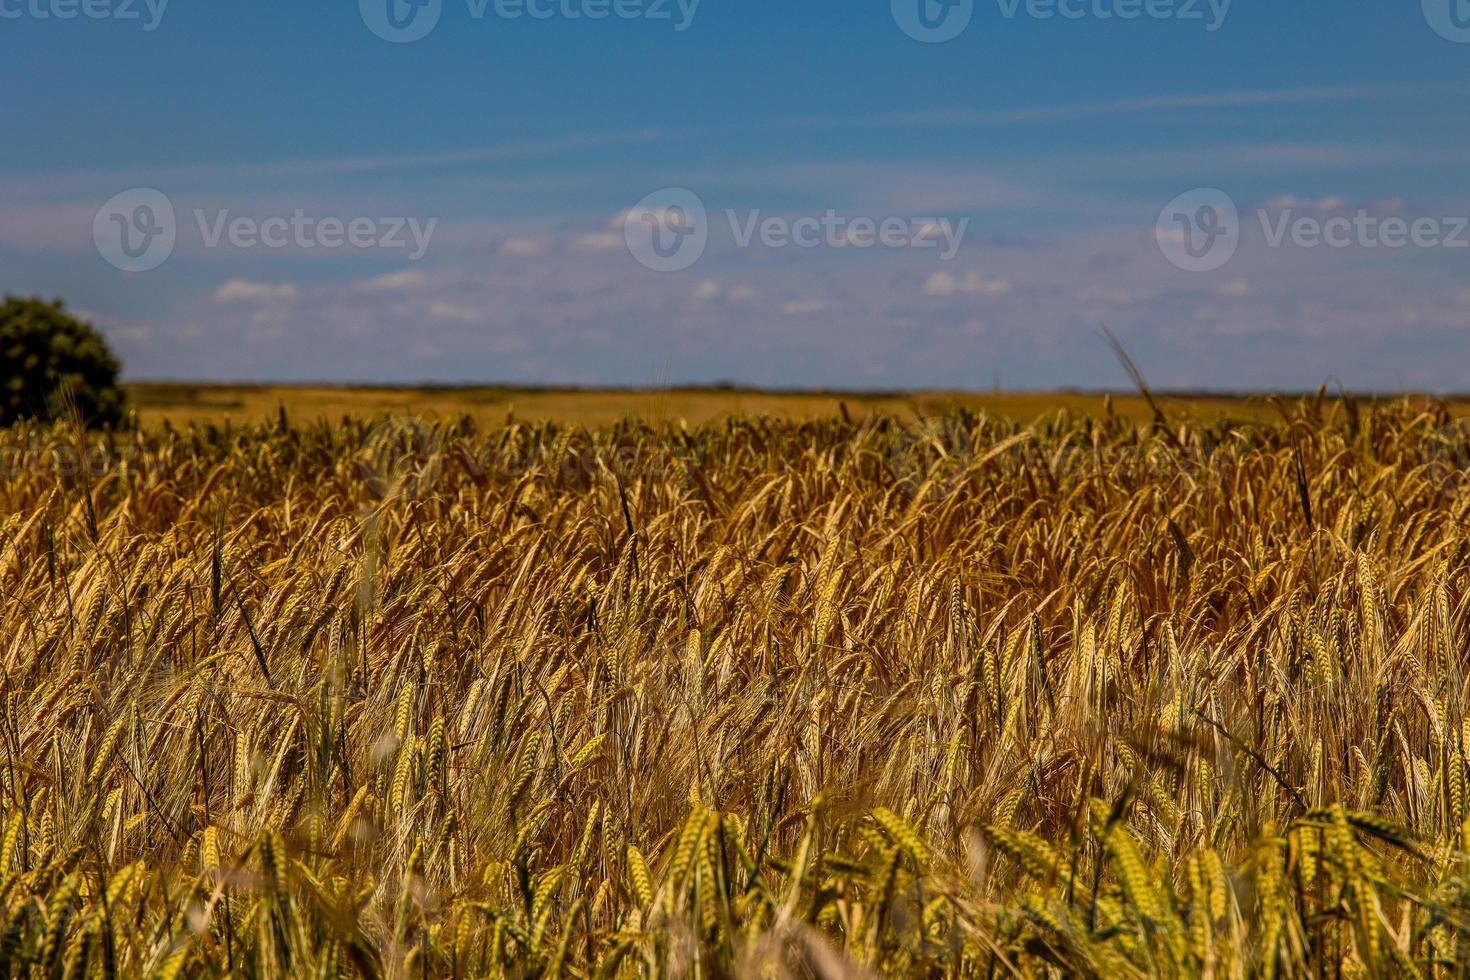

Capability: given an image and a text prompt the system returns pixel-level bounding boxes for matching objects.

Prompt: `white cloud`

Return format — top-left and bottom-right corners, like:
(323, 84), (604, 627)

(427, 302), (481, 322)
(691, 280), (757, 302)
(782, 299), (829, 315)
(213, 280), (298, 304)
(1262, 195), (1343, 212)
(353, 269), (430, 293)
(922, 271), (1011, 297)
(1082, 286), (1157, 305)
(1218, 280), (1252, 297)
(574, 232), (624, 251)
(499, 237), (548, 256)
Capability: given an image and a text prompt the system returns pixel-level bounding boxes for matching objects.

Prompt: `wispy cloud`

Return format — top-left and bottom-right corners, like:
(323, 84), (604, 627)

(784, 85), (1426, 128)
(0, 129), (667, 197)
(574, 232), (624, 251)
(353, 269), (433, 293)
(923, 271), (1012, 297)
(427, 302), (482, 323)
(213, 280), (299, 304)
(499, 237), (549, 256)
(5, 86), (1435, 202)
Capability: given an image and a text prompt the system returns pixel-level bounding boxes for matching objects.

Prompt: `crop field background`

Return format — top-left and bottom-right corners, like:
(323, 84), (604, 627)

(4, 391), (1470, 976)
(120, 383), (1291, 430)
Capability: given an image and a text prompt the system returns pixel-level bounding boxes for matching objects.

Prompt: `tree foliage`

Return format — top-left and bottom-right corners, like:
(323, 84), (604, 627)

(0, 296), (125, 428)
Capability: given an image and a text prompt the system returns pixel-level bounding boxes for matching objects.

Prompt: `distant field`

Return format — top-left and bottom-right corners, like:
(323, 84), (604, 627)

(123, 382), (1298, 428)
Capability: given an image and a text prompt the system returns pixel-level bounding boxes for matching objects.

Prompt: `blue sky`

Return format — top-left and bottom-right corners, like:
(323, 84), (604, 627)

(3, 1), (1469, 389)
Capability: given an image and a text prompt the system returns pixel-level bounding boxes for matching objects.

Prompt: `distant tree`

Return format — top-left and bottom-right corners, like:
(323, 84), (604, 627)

(0, 296), (125, 428)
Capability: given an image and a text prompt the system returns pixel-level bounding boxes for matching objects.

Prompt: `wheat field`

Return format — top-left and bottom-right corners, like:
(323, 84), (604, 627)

(2, 395), (1470, 977)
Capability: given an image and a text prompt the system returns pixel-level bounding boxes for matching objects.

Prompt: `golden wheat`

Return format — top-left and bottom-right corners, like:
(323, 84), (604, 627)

(0, 398), (1467, 975)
